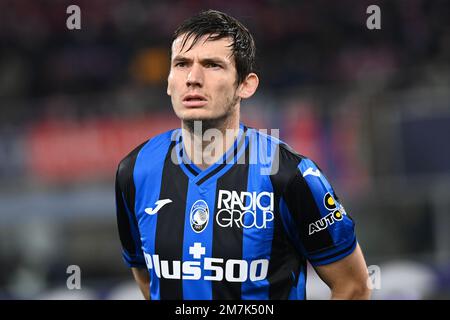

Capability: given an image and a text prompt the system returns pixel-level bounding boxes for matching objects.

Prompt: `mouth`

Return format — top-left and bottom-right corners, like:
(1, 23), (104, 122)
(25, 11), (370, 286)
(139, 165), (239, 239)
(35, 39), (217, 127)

(182, 94), (208, 108)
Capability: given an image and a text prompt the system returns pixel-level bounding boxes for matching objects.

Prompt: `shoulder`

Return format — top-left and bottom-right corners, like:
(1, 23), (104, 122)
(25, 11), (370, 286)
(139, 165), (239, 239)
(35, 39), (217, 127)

(117, 129), (178, 183)
(246, 127), (312, 193)
(271, 142), (310, 194)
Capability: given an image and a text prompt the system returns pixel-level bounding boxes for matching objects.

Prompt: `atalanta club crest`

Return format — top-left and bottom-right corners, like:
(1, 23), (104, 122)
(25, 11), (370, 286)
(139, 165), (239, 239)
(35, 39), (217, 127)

(190, 200), (209, 233)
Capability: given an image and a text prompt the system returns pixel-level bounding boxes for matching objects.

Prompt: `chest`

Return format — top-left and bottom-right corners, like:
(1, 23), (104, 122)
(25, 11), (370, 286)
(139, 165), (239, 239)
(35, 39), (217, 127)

(135, 180), (277, 261)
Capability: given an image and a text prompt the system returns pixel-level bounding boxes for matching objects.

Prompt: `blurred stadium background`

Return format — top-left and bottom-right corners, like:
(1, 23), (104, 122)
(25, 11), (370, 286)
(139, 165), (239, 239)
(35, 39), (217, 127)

(0, 0), (449, 299)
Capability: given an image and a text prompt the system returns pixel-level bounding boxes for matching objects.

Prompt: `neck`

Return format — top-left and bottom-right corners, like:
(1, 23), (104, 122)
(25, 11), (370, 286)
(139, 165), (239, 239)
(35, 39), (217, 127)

(181, 114), (240, 170)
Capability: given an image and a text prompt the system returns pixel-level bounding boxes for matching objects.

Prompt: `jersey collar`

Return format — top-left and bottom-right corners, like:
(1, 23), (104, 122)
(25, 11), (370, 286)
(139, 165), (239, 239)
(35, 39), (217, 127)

(174, 124), (248, 186)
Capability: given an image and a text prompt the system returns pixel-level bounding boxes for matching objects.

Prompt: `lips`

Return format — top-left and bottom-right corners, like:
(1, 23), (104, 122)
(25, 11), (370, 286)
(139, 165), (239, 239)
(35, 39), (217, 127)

(182, 94), (208, 108)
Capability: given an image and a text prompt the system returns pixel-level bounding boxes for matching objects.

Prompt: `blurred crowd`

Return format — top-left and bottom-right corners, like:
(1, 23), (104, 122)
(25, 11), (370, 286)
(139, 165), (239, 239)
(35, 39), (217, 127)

(0, 0), (449, 299)
(0, 0), (448, 122)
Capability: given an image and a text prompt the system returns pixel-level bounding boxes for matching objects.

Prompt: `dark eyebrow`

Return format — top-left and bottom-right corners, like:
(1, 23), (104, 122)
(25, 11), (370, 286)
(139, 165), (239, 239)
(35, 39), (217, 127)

(172, 55), (227, 65)
(201, 58), (226, 65)
(172, 55), (191, 63)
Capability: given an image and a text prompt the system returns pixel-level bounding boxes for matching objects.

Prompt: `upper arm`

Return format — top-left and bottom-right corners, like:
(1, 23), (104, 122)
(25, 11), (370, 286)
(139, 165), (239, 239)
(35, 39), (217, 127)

(314, 243), (371, 299)
(131, 267), (150, 300)
(279, 157), (370, 299)
(115, 163), (146, 268)
(280, 157), (357, 266)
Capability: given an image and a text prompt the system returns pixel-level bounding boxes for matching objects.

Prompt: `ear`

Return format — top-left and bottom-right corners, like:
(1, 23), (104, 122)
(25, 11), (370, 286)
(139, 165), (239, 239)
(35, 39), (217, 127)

(167, 73), (172, 96)
(237, 73), (259, 99)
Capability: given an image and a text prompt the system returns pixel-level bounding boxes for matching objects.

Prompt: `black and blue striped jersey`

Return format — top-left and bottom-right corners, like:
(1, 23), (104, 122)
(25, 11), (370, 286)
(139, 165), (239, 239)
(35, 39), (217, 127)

(115, 124), (357, 300)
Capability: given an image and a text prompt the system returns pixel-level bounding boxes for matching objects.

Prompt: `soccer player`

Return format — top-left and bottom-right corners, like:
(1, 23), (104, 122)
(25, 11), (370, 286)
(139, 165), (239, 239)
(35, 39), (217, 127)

(115, 9), (371, 300)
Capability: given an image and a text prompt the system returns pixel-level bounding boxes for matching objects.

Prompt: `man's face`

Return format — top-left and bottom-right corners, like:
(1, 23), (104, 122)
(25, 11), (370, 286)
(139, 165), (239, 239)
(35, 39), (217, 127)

(167, 34), (240, 123)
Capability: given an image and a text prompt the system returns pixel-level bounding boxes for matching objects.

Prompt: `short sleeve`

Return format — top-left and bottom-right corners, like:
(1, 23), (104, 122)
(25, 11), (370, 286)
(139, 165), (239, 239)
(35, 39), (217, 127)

(115, 165), (146, 268)
(279, 157), (357, 266)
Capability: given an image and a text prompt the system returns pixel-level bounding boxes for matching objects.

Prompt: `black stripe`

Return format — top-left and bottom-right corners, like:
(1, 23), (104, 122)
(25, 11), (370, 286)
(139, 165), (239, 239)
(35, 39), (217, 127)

(309, 159), (354, 222)
(284, 169), (335, 253)
(212, 144), (250, 299)
(267, 203), (303, 299)
(116, 141), (148, 257)
(185, 164), (198, 176)
(155, 142), (189, 300)
(308, 238), (357, 263)
(268, 144), (305, 299)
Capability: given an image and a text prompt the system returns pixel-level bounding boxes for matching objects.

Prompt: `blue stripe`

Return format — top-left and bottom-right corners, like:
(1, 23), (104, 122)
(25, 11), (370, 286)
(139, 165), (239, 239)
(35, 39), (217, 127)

(288, 286), (296, 299)
(190, 124), (245, 184)
(251, 128), (280, 176)
(297, 265), (306, 300)
(297, 158), (354, 246)
(206, 134), (248, 184)
(300, 158), (335, 194)
(288, 265), (307, 300)
(297, 159), (330, 222)
(182, 181), (216, 300)
(192, 128), (249, 191)
(133, 130), (175, 300)
(241, 131), (274, 299)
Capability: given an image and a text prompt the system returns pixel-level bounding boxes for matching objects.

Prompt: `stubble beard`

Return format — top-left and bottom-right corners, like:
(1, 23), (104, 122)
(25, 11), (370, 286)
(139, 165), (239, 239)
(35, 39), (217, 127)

(182, 94), (240, 135)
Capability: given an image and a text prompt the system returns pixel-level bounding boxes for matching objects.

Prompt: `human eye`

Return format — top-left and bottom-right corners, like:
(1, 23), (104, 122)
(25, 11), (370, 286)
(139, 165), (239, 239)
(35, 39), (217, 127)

(174, 61), (187, 68)
(205, 62), (221, 69)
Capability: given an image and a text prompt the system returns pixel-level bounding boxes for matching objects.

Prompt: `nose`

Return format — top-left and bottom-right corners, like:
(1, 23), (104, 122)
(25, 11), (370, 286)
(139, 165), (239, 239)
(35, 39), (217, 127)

(186, 62), (203, 87)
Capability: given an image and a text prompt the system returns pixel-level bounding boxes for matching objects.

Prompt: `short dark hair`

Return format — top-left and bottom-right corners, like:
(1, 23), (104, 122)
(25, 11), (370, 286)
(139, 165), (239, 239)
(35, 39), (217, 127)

(172, 9), (256, 85)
